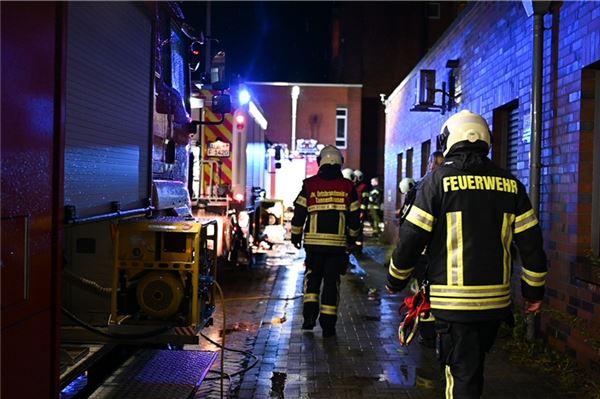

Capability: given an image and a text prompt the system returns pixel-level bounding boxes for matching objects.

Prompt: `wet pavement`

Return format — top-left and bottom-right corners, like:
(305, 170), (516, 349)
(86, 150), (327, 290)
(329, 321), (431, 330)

(193, 239), (582, 398)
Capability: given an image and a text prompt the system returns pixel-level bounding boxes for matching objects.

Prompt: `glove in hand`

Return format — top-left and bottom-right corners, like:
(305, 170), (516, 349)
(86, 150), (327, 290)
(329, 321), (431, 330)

(524, 300), (542, 315)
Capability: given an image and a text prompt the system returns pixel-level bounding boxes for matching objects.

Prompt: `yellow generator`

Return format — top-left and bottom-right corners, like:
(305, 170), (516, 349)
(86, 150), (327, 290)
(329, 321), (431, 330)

(110, 182), (218, 335)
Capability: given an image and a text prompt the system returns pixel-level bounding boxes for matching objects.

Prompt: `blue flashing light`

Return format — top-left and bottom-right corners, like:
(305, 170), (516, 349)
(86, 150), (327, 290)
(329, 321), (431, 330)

(239, 89), (251, 105)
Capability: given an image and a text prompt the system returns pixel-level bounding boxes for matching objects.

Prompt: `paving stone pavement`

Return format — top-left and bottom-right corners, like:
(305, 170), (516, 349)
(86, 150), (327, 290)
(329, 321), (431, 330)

(194, 240), (581, 398)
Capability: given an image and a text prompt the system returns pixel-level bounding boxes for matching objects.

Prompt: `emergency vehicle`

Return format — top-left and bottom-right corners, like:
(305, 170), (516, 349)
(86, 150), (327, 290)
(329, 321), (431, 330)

(1, 2), (268, 398)
(190, 87), (269, 266)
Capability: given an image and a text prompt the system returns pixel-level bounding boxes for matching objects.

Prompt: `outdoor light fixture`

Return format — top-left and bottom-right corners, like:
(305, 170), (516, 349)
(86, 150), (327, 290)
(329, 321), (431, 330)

(410, 59), (460, 115)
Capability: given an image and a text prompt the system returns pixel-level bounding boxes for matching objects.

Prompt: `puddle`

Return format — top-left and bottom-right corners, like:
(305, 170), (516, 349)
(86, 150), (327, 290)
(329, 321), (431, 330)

(270, 371), (287, 398)
(377, 364), (417, 386)
(221, 322), (259, 335)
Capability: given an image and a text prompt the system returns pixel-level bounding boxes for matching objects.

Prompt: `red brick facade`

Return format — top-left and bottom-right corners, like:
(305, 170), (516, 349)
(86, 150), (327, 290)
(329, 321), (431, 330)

(384, 2), (600, 370)
(246, 82), (363, 171)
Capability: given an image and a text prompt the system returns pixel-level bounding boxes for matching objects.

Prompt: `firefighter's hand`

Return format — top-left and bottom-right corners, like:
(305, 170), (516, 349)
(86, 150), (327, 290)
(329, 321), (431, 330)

(524, 300), (542, 315)
(291, 234), (302, 249)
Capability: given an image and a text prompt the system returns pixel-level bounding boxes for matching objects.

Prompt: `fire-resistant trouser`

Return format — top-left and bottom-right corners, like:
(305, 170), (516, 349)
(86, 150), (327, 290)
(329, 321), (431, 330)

(368, 207), (382, 234)
(303, 252), (346, 332)
(435, 319), (501, 399)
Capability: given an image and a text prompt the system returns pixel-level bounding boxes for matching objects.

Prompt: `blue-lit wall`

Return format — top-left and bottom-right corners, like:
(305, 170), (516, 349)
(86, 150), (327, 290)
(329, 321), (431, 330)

(384, 1), (600, 370)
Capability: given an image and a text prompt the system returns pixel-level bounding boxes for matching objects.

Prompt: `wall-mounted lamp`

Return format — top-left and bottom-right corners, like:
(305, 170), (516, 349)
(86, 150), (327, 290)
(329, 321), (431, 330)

(410, 59), (460, 115)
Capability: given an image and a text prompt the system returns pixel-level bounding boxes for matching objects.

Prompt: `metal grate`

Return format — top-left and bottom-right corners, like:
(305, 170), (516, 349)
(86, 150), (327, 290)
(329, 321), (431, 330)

(90, 350), (218, 399)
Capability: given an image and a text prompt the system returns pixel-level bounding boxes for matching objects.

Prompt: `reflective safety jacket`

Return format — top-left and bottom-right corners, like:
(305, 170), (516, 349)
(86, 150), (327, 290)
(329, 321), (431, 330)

(367, 186), (382, 210)
(291, 166), (361, 253)
(387, 151), (547, 322)
(355, 182), (369, 212)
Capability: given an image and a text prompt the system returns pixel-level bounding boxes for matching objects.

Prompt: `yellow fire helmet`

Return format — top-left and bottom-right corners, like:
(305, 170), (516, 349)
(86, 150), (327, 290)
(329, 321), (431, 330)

(317, 145), (344, 166)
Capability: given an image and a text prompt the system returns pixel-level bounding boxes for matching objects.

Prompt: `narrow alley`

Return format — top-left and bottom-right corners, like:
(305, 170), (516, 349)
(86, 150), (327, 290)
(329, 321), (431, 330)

(194, 239), (584, 399)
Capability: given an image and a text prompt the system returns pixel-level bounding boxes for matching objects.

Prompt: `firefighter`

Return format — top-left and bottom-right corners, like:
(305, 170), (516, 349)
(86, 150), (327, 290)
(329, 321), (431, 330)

(291, 145), (361, 338)
(367, 176), (383, 236)
(386, 110), (547, 398)
(428, 150), (445, 172)
(353, 169), (368, 254)
(341, 168), (355, 181)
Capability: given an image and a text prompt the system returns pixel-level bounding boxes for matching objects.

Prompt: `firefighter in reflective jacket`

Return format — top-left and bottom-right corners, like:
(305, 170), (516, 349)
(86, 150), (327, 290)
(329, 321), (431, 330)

(291, 145), (361, 337)
(386, 110), (547, 399)
(367, 177), (383, 236)
(352, 170), (368, 254)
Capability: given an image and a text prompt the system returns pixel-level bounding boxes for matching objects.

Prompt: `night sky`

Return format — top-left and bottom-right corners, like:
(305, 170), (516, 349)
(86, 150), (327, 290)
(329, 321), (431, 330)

(180, 2), (334, 84)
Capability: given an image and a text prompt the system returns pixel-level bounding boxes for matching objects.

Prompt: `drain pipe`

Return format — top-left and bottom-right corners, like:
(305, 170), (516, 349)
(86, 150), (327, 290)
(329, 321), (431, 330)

(527, 0), (552, 341)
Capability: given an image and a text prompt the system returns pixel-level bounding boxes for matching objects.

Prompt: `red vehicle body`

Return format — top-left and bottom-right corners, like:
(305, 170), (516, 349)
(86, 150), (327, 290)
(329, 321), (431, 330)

(1, 2), (268, 397)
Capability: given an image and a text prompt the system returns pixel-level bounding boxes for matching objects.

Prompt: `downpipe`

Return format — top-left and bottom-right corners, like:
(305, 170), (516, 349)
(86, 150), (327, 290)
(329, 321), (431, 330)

(527, 3), (551, 341)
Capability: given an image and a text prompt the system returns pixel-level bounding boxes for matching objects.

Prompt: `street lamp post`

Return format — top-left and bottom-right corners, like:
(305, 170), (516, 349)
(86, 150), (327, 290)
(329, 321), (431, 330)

(291, 85), (300, 152)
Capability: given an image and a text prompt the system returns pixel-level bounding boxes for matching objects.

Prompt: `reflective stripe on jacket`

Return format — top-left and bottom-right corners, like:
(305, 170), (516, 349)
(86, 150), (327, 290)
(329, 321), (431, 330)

(387, 152), (547, 322)
(291, 167), (361, 253)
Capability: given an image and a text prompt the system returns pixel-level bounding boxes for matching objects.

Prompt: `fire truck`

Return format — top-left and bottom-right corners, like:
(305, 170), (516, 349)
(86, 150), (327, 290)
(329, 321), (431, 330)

(190, 87), (269, 267)
(1, 2), (268, 398)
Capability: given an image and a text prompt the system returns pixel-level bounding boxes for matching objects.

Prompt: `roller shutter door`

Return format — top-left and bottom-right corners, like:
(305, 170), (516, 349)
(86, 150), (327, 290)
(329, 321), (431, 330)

(64, 2), (152, 218)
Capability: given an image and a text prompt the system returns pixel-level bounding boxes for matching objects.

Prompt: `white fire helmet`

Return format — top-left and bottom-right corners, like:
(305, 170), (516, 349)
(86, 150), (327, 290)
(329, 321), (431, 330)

(353, 169), (364, 183)
(317, 145), (343, 166)
(437, 110), (491, 156)
(398, 177), (416, 194)
(342, 168), (355, 181)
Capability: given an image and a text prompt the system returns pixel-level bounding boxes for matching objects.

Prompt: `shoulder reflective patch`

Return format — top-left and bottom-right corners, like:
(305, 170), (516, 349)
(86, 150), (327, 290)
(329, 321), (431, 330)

(350, 201), (360, 211)
(406, 205), (435, 232)
(514, 209), (538, 234)
(521, 267), (547, 287)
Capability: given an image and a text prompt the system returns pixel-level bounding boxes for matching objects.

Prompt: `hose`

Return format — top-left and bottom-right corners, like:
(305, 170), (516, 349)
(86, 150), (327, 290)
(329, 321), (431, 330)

(61, 307), (171, 339)
(63, 269), (112, 296)
(213, 280), (226, 398)
(223, 294), (303, 302)
(199, 289), (299, 397)
(199, 331), (260, 379)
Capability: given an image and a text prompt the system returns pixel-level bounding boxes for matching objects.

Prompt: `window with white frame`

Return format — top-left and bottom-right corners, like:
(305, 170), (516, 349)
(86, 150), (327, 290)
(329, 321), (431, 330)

(336, 107), (348, 148)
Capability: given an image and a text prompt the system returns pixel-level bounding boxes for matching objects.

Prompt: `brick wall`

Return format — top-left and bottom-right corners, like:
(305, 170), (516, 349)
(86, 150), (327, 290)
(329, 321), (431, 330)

(246, 83), (363, 170)
(384, 1), (600, 370)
